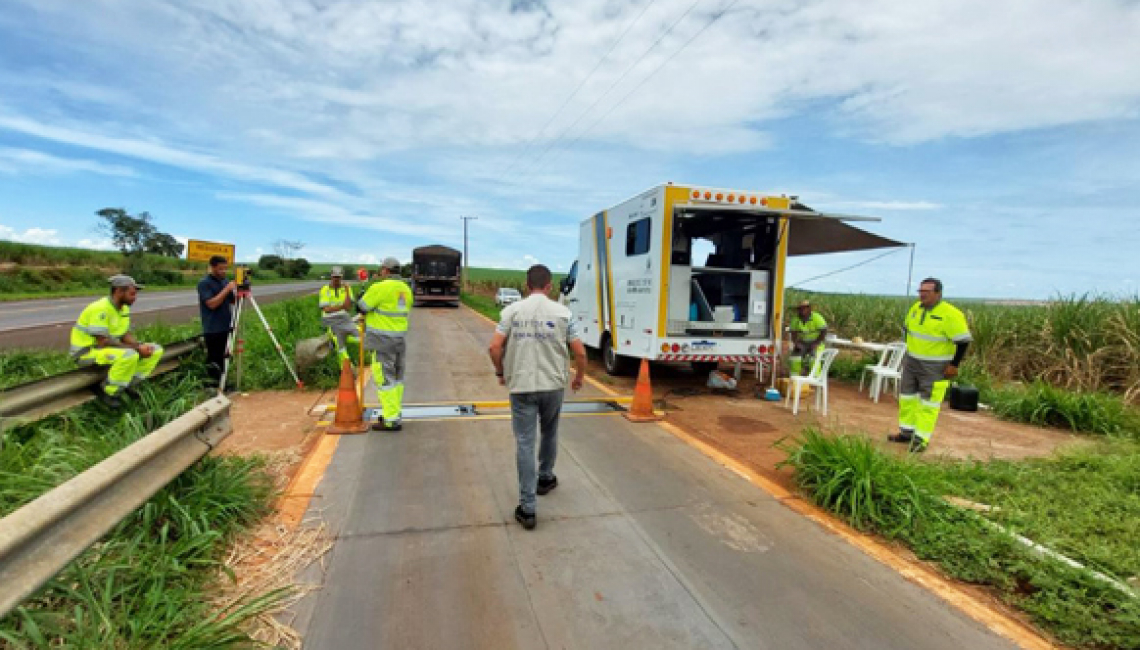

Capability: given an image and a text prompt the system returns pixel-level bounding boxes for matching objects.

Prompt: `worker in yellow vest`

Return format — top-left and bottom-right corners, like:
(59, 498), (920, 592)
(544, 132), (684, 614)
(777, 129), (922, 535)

(889, 278), (971, 452)
(319, 266), (358, 363)
(357, 257), (412, 431)
(70, 275), (165, 408)
(788, 300), (828, 375)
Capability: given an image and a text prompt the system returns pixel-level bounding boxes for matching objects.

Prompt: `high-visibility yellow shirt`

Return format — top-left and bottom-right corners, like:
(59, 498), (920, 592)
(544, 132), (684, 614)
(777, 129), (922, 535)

(790, 311), (828, 342)
(358, 279), (412, 336)
(70, 297), (130, 356)
(904, 300), (971, 361)
(318, 285), (355, 319)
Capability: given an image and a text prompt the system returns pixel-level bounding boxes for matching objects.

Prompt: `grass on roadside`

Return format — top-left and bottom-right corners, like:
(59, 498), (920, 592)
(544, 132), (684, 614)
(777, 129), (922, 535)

(0, 370), (286, 647)
(779, 429), (1140, 649)
(460, 292), (501, 322)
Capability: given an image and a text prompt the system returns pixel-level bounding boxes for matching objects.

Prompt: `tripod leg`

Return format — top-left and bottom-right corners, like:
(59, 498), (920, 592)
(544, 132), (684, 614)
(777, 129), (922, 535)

(218, 295), (244, 394)
(247, 294), (305, 389)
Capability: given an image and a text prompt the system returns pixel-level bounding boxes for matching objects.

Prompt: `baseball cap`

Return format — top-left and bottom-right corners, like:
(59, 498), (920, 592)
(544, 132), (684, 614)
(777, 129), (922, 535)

(330, 266), (344, 277)
(109, 274), (144, 290)
(381, 257), (400, 270)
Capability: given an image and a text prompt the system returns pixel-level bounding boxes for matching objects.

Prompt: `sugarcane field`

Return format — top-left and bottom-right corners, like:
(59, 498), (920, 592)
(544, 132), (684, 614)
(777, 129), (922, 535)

(1, 2), (1138, 649)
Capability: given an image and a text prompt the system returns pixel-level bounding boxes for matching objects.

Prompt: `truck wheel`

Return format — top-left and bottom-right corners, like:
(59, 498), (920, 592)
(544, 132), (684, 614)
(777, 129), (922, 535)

(602, 334), (636, 376)
(691, 361), (719, 376)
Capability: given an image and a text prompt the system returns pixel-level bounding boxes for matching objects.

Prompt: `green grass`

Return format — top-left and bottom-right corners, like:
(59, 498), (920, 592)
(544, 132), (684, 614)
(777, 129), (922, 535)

(779, 430), (1140, 649)
(0, 240), (201, 270)
(0, 371), (285, 647)
(460, 292), (502, 322)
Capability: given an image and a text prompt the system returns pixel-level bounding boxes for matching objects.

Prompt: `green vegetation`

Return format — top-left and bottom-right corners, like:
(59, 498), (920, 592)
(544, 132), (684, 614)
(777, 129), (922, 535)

(460, 292), (502, 322)
(0, 371), (283, 647)
(779, 430), (1140, 649)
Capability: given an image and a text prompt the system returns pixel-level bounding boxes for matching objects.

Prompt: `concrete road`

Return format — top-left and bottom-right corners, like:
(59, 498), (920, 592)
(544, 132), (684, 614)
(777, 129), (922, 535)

(295, 306), (1018, 650)
(0, 281), (325, 350)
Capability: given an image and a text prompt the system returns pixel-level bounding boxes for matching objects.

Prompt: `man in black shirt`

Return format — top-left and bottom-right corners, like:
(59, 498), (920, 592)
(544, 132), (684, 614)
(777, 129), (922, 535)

(198, 255), (237, 386)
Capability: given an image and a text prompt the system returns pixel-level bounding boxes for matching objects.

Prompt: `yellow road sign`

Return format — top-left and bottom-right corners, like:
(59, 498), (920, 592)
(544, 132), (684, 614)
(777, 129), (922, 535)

(186, 239), (235, 263)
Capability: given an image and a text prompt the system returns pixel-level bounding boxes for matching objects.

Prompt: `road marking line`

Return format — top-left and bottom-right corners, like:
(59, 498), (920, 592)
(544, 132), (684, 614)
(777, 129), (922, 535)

(277, 432), (341, 530)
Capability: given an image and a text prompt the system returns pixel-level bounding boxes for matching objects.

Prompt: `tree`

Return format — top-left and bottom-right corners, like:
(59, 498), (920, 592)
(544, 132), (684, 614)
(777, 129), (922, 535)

(283, 257), (312, 278)
(96, 208), (183, 258)
(258, 254), (284, 271)
(273, 239), (305, 261)
(145, 232), (185, 257)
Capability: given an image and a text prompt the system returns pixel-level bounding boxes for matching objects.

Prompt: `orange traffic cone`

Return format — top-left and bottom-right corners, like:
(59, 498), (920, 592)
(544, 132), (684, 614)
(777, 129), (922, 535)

(623, 359), (660, 422)
(328, 359), (369, 435)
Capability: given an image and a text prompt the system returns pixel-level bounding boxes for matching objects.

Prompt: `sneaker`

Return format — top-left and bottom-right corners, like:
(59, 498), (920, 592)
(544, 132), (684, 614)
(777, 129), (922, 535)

(514, 505), (536, 530)
(909, 438), (929, 453)
(887, 432), (913, 443)
(537, 475), (558, 496)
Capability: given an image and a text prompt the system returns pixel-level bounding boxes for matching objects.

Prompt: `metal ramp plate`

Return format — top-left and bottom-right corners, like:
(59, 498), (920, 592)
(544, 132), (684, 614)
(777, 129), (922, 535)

(362, 398), (630, 423)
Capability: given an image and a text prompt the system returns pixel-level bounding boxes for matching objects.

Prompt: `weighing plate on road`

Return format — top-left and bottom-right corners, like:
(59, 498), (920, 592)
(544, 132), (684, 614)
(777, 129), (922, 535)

(361, 397), (632, 423)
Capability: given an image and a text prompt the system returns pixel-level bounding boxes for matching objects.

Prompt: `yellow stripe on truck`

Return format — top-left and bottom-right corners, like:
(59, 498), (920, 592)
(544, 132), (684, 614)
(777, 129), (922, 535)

(658, 185), (687, 334)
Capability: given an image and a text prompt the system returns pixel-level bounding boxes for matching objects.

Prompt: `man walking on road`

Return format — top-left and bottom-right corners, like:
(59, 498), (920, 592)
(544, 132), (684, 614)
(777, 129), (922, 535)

(198, 255), (236, 387)
(70, 275), (165, 408)
(889, 278), (972, 452)
(358, 257), (412, 432)
(319, 266), (358, 364)
(488, 265), (588, 530)
(788, 299), (827, 376)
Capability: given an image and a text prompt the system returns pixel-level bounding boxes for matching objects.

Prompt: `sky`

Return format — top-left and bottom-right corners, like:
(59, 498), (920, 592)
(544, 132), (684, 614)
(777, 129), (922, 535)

(0, 0), (1138, 299)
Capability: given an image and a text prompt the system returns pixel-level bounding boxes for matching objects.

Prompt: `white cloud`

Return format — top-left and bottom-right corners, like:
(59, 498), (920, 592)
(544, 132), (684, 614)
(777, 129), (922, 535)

(0, 146), (137, 177)
(76, 237), (116, 250)
(0, 224), (63, 245)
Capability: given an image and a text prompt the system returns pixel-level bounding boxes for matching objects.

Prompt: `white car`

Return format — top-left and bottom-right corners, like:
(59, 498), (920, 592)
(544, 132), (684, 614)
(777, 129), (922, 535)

(495, 287), (522, 307)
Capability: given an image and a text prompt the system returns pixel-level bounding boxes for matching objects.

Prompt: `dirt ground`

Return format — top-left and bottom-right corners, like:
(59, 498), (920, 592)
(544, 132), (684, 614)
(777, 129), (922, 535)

(588, 359), (1086, 492)
(218, 390), (328, 484)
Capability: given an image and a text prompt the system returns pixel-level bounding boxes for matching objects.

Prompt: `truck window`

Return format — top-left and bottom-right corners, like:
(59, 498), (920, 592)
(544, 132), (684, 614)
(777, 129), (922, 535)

(626, 218), (651, 256)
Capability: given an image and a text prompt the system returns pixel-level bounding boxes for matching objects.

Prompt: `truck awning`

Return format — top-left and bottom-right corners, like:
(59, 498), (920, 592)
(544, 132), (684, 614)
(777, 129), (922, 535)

(672, 202), (907, 256)
(787, 218), (906, 256)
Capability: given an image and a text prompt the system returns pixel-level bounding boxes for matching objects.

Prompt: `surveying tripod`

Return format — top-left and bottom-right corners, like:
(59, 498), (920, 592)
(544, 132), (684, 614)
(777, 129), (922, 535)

(218, 279), (304, 394)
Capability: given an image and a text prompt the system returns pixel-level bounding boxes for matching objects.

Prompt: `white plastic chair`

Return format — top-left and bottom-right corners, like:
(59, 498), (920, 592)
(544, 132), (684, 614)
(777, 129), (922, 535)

(862, 343), (906, 403)
(785, 348), (840, 416)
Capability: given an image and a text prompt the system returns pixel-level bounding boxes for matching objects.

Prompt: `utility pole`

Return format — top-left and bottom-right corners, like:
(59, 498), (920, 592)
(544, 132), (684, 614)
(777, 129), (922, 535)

(460, 216), (477, 290)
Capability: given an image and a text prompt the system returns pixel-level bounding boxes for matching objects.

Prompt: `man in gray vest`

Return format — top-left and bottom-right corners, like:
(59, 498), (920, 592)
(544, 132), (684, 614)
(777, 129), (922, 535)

(489, 265), (588, 530)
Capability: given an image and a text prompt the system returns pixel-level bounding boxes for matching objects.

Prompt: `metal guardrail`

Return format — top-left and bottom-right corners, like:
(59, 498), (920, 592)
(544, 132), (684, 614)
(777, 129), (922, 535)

(0, 337), (202, 426)
(0, 395), (233, 618)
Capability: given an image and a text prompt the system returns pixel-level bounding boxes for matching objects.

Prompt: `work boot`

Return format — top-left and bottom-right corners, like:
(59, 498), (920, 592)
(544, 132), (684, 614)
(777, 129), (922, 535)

(908, 437), (929, 453)
(94, 389), (122, 410)
(887, 432), (913, 444)
(537, 475), (558, 496)
(384, 420), (403, 432)
(514, 505), (536, 530)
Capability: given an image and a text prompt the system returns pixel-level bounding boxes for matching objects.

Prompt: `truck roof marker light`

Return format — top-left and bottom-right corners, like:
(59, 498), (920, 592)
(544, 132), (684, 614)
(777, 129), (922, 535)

(704, 191), (712, 199)
(739, 195), (747, 204)
(692, 190), (700, 199)
(727, 194), (735, 202)
(749, 197), (757, 205)
(761, 197), (769, 206)
(715, 193), (723, 201)
(661, 343), (670, 353)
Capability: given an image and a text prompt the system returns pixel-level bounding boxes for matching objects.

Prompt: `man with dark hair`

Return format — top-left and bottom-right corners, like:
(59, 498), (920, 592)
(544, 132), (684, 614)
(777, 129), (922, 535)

(488, 264), (588, 530)
(198, 255), (236, 387)
(788, 299), (827, 375)
(70, 275), (165, 408)
(888, 277), (971, 452)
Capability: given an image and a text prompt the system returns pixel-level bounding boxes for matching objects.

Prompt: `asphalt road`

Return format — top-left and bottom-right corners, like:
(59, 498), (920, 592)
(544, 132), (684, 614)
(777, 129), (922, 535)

(0, 281), (325, 350)
(291, 306), (1018, 650)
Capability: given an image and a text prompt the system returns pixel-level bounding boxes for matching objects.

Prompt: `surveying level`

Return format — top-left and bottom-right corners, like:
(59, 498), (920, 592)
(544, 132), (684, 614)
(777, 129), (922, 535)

(234, 265), (252, 291)
(218, 271), (303, 394)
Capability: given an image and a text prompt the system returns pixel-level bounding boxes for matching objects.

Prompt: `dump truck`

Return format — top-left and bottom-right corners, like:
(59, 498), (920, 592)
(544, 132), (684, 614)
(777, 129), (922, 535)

(411, 245), (461, 307)
(559, 183), (902, 375)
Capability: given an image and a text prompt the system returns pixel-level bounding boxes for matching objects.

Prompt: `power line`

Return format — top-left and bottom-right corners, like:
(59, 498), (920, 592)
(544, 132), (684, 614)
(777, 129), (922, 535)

(520, 0), (738, 182)
(495, 0), (659, 181)
(514, 0), (706, 183)
(787, 247), (907, 290)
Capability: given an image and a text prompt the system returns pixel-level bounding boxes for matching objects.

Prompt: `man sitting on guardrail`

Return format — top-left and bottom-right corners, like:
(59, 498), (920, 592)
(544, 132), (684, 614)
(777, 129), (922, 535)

(69, 275), (165, 408)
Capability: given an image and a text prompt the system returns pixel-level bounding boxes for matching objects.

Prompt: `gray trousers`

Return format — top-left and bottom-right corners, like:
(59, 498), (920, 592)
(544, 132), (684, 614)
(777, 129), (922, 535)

(323, 316), (359, 353)
(510, 389), (564, 515)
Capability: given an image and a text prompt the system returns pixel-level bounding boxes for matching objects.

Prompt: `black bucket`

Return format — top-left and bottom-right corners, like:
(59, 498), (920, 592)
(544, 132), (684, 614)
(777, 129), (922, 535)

(948, 384), (979, 412)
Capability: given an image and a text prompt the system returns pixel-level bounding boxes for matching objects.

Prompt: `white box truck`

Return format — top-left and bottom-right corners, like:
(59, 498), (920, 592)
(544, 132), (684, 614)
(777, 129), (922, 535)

(558, 183), (901, 375)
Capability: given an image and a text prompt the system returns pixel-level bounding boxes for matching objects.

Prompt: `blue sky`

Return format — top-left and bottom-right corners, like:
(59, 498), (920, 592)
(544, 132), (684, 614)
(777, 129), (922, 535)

(1, 0), (1138, 299)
